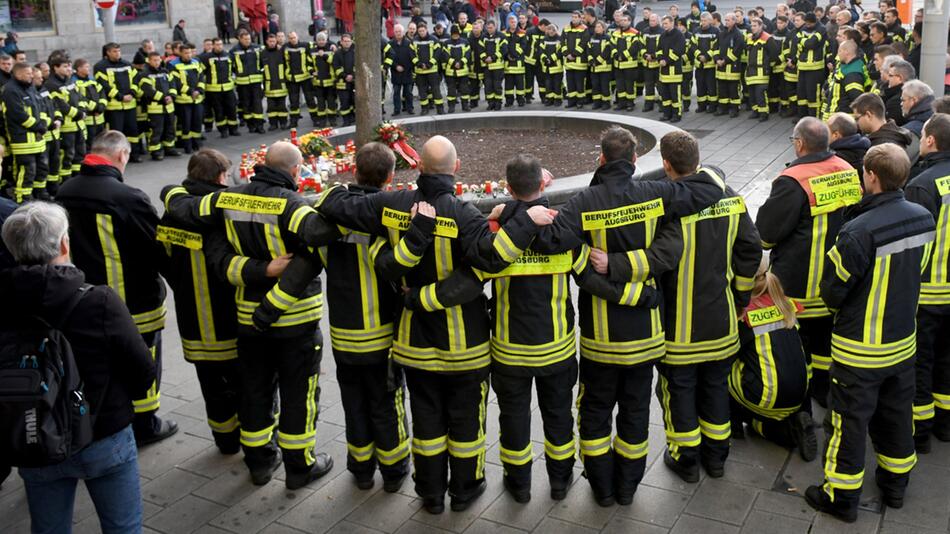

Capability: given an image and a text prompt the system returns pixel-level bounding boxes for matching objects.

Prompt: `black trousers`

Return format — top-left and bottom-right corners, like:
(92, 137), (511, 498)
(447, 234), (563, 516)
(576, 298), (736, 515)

(578, 358), (652, 501)
(147, 112), (176, 154)
(314, 85), (338, 119)
(524, 63), (537, 100)
(193, 359), (242, 452)
(57, 130), (79, 182)
(642, 67), (658, 105)
(266, 96), (288, 125)
(820, 360), (916, 514)
(730, 398), (797, 449)
(914, 306), (950, 440)
(445, 75), (469, 107)
(615, 68), (637, 105)
(132, 330), (164, 440)
(749, 83), (768, 113)
(104, 108), (138, 139)
(391, 82), (414, 113)
(205, 90), (239, 132)
(768, 73), (784, 109)
(543, 71), (562, 100)
(45, 136), (61, 191)
(238, 329), (322, 475)
(336, 360), (410, 481)
(657, 359), (732, 469)
(781, 77), (798, 108)
(337, 85), (354, 119)
(717, 79), (740, 109)
(404, 366), (489, 500)
(504, 72), (525, 104)
(657, 81), (683, 118)
(85, 122), (104, 152)
(8, 152), (38, 203)
(590, 71), (612, 103)
(491, 361), (577, 489)
(681, 71), (693, 108)
(415, 72), (444, 108)
(34, 150), (49, 196)
(236, 83), (264, 128)
(176, 103), (204, 149)
(483, 69), (504, 102)
(799, 315), (833, 410)
(286, 80), (316, 121)
(797, 70), (823, 116)
(565, 69), (586, 103)
(696, 67), (717, 108)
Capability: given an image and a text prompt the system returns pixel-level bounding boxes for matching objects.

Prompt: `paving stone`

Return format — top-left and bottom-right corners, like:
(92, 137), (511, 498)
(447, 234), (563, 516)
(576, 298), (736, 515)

(683, 479), (756, 526)
(601, 516), (669, 534)
(348, 487), (420, 533)
(410, 463), (506, 533)
(145, 495), (227, 534)
(137, 432), (215, 479)
(179, 446), (248, 479)
(193, 466), (266, 507)
(192, 526), (234, 534)
(531, 517), (597, 533)
(461, 518), (526, 534)
(669, 514), (740, 534)
(810, 508), (882, 534)
(325, 521), (386, 534)
(172, 397), (210, 422)
(739, 510), (810, 534)
(752, 490), (817, 522)
(480, 459), (558, 531)
(615, 484), (689, 528)
(210, 481), (313, 533)
(393, 519), (453, 534)
(0, 488), (33, 531)
(882, 464), (950, 531)
(277, 471), (378, 534)
(546, 472), (617, 530)
(641, 452), (703, 496)
(879, 520), (946, 534)
(720, 459), (781, 490)
(142, 468), (211, 506)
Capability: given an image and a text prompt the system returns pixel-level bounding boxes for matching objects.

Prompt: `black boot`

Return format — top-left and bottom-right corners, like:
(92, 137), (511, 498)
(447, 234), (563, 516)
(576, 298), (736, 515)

(805, 485), (857, 523)
(462, 101), (470, 112)
(643, 101), (654, 112)
(450, 480), (487, 512)
(421, 106), (430, 116)
(436, 104), (445, 115)
(229, 126), (241, 137)
(249, 452), (283, 486)
(220, 129), (230, 139)
(663, 449), (699, 483)
(285, 453), (334, 490)
(448, 103), (456, 114)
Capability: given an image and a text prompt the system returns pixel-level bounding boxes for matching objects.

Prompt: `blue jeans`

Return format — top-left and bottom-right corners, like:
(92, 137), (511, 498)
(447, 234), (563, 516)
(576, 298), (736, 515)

(19, 425), (143, 534)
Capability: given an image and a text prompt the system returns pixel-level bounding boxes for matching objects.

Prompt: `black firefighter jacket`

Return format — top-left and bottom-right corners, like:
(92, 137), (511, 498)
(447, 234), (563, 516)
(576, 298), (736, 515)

(905, 151), (950, 308)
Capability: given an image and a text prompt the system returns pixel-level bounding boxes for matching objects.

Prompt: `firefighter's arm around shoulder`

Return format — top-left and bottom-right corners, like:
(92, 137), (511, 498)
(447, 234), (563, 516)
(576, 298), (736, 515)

(755, 176), (806, 249)
(203, 229), (274, 287)
(606, 218), (684, 283)
(404, 267), (486, 312)
(657, 167), (726, 219)
(573, 244), (659, 307)
(314, 184), (387, 235)
(161, 185), (223, 228)
(459, 202), (541, 274)
(820, 229), (871, 313)
(371, 208), (437, 282)
(251, 251), (322, 331)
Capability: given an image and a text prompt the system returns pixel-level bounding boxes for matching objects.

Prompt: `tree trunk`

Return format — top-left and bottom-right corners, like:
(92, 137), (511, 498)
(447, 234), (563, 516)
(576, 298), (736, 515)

(354, 0), (382, 147)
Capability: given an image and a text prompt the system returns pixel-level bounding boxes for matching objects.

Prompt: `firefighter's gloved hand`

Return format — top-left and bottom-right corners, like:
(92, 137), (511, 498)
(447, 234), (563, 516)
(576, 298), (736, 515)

(403, 286), (424, 311)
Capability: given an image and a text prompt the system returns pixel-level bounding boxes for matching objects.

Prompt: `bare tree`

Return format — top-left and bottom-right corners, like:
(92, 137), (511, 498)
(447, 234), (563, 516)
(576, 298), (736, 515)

(353, 0), (383, 146)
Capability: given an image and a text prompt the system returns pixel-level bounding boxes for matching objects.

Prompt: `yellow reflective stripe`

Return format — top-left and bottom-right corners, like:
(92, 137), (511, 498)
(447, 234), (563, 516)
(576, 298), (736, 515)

(208, 415), (240, 433)
(822, 410), (846, 499)
(288, 205), (315, 234)
(391, 341), (490, 372)
(499, 443), (533, 465)
(613, 436), (648, 460)
(863, 256), (890, 345)
(580, 332), (666, 366)
(182, 338), (238, 361)
(619, 281), (644, 307)
(347, 442), (375, 462)
(265, 286), (297, 311)
(734, 274), (755, 292)
(190, 249), (216, 343)
(831, 331), (915, 369)
(579, 435), (611, 457)
(876, 453), (916, 474)
(806, 214), (827, 300)
(913, 402), (935, 421)
(376, 439), (410, 465)
(132, 394), (160, 413)
(756, 334), (779, 409)
(393, 238), (423, 267)
(448, 436), (486, 458)
(433, 236), (466, 351)
(664, 334), (740, 365)
(934, 393), (950, 410)
(572, 244), (591, 273)
(699, 418), (731, 440)
(482, 250), (572, 278)
(590, 230), (610, 342)
(581, 198), (665, 231)
(163, 186), (188, 211)
(418, 283), (443, 312)
(227, 256), (249, 286)
(96, 214), (125, 301)
(241, 423), (276, 447)
(264, 223), (287, 258)
(544, 439), (576, 461)
(492, 227), (523, 263)
(665, 427), (701, 447)
(329, 323), (394, 340)
(412, 435), (448, 456)
(131, 304), (167, 334)
(275, 429), (316, 450)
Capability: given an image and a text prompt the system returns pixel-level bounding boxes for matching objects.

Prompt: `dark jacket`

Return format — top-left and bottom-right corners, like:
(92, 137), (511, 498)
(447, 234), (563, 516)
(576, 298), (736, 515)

(903, 94), (935, 138)
(0, 197), (17, 269)
(905, 151), (950, 308)
(173, 24), (189, 44)
(830, 133), (871, 179)
(56, 158), (168, 335)
(881, 83), (905, 125)
(0, 265), (156, 440)
(384, 37), (415, 84)
(868, 120), (912, 148)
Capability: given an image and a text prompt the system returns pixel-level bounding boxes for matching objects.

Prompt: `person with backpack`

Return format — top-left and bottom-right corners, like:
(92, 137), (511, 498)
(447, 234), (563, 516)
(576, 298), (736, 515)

(0, 201), (156, 533)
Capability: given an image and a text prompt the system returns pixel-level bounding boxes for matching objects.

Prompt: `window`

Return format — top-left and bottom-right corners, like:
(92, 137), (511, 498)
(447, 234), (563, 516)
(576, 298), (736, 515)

(0, 0), (55, 33)
(115, 0), (167, 26)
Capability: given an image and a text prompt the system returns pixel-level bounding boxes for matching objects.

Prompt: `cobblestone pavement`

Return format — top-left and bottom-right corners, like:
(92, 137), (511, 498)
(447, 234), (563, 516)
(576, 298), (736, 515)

(4, 95), (950, 534)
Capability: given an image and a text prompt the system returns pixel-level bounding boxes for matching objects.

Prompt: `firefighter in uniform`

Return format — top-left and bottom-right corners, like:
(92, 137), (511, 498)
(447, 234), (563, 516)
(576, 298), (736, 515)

(649, 135), (762, 483)
(503, 15), (527, 108)
(480, 20), (506, 111)
(412, 23), (446, 115)
(904, 114), (950, 452)
(1, 63), (47, 203)
(531, 127), (725, 506)
(805, 143), (935, 523)
(316, 136), (552, 515)
(322, 143), (411, 492)
(95, 43), (143, 162)
(158, 148), (283, 454)
(612, 14), (641, 111)
(820, 40), (869, 120)
(524, 18), (546, 103)
(140, 52), (180, 160)
(588, 21), (614, 110)
(35, 68), (60, 199)
(641, 14), (663, 112)
(202, 38), (241, 138)
(161, 141), (344, 489)
(781, 13), (803, 117)
(73, 58), (106, 153)
(656, 16), (686, 123)
(540, 24), (564, 106)
(769, 16), (792, 113)
(170, 43), (206, 153)
(756, 117), (864, 409)
(57, 129), (178, 445)
(745, 18), (780, 121)
(311, 32), (339, 125)
(562, 12), (589, 109)
(283, 32), (316, 129)
(796, 13), (828, 118)
(728, 261), (819, 460)
(333, 34), (356, 126)
(261, 33), (289, 131)
(467, 22), (485, 108)
(231, 30), (266, 134)
(714, 13), (745, 117)
(443, 25), (471, 113)
(676, 18), (695, 113)
(694, 13), (718, 113)
(46, 58), (85, 184)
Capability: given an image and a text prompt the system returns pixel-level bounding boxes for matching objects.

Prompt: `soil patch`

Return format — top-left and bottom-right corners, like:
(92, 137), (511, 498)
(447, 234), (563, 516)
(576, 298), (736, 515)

(330, 128), (604, 186)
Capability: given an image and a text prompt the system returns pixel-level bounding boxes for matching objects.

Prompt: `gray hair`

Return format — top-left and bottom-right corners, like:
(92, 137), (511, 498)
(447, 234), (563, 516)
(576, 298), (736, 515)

(316, 31), (328, 41)
(889, 58), (916, 81)
(903, 79), (933, 101)
(91, 130), (131, 157)
(701, 11), (712, 20)
(880, 54), (902, 74)
(794, 117), (830, 154)
(1, 202), (69, 265)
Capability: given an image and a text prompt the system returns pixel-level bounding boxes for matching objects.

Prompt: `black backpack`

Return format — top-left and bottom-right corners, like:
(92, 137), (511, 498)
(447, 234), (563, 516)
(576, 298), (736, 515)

(0, 286), (94, 467)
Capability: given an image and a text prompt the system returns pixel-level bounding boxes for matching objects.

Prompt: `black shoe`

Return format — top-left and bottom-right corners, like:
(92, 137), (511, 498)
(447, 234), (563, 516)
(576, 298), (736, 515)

(550, 473), (573, 501)
(129, 154), (144, 164)
(601, 103), (611, 111)
(286, 453), (334, 490)
(933, 426), (950, 442)
(565, 101), (576, 109)
(503, 477), (531, 503)
(215, 438), (241, 455)
(183, 146), (193, 155)
(701, 459), (724, 478)
(670, 115), (681, 123)
(663, 449), (700, 483)
(423, 496), (445, 515)
(659, 114), (671, 122)
(714, 108), (727, 116)
(436, 106), (445, 115)
(462, 103), (470, 112)
(576, 103), (584, 109)
(151, 153), (164, 161)
(450, 480), (486, 512)
(355, 475), (375, 490)
(615, 493), (633, 505)
(878, 485), (904, 509)
(505, 100), (514, 108)
(447, 106), (455, 114)
(594, 493), (616, 507)
(220, 129), (230, 139)
(729, 109), (739, 118)
(643, 103), (654, 112)
(250, 453), (283, 486)
(759, 113), (769, 122)
(392, 111), (401, 117)
(268, 123), (280, 131)
(517, 100), (525, 107)
(421, 107), (430, 116)
(407, 109), (415, 115)
(915, 434), (932, 454)
(33, 191), (51, 201)
(749, 112), (760, 120)
(383, 469), (409, 493)
(165, 149), (182, 157)
(805, 485), (857, 523)
(791, 411), (818, 462)
(592, 102), (602, 110)
(230, 128), (241, 137)
(136, 418), (179, 446)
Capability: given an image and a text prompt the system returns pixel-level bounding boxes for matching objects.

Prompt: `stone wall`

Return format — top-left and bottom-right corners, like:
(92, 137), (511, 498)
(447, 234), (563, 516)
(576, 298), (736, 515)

(16, 0), (215, 64)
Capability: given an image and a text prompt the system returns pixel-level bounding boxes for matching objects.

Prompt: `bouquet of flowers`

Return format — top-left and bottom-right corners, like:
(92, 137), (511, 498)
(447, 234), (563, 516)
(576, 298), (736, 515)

(298, 128), (337, 159)
(374, 122), (420, 169)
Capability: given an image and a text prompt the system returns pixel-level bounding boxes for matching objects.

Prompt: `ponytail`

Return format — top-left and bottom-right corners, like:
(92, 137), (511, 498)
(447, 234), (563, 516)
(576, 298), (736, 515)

(751, 259), (797, 329)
